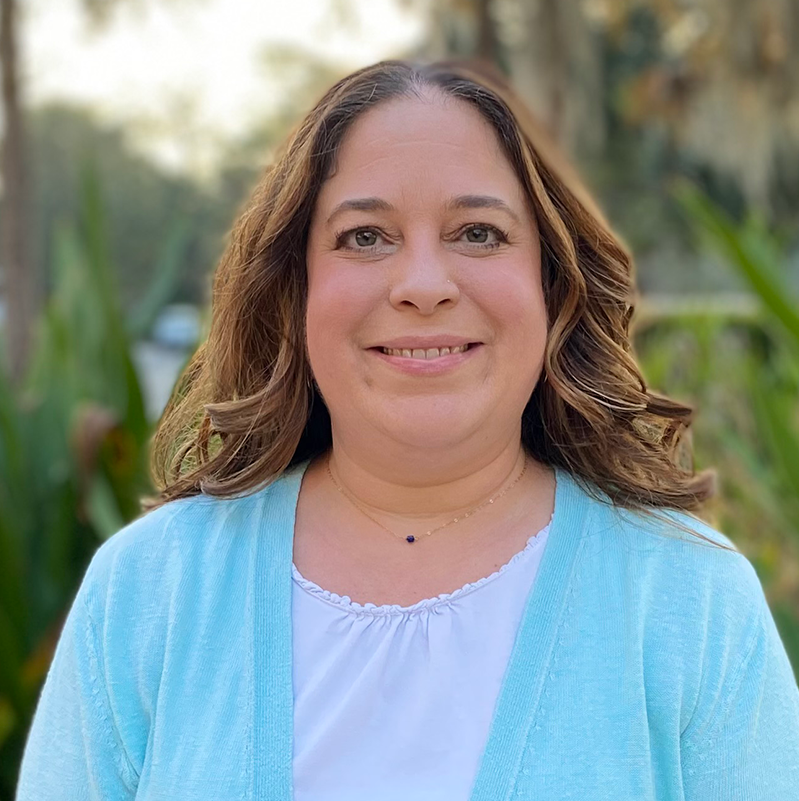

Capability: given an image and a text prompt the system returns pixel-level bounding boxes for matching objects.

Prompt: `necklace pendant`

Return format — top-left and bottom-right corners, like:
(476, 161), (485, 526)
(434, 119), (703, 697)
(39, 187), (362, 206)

(406, 535), (415, 543)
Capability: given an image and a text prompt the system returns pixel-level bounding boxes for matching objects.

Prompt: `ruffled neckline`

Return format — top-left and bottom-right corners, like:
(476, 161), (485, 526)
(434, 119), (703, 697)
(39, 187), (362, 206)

(291, 512), (553, 617)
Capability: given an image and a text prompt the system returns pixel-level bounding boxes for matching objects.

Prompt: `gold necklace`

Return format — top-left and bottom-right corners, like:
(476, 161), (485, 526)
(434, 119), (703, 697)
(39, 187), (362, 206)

(325, 452), (529, 544)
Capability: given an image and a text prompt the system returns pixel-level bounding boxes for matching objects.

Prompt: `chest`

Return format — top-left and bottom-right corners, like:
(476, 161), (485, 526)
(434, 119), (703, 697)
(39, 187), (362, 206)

(133, 580), (687, 801)
(123, 469), (698, 800)
(292, 497), (551, 608)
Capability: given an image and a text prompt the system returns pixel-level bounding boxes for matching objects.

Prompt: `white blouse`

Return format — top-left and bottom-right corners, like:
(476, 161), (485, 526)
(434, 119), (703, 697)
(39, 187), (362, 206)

(291, 512), (554, 801)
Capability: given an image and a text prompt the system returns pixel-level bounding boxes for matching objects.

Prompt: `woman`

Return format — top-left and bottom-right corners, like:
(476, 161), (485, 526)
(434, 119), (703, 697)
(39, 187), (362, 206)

(16, 59), (799, 800)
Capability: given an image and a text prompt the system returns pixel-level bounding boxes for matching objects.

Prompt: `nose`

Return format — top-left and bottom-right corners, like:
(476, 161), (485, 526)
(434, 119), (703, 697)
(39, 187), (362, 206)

(387, 245), (459, 314)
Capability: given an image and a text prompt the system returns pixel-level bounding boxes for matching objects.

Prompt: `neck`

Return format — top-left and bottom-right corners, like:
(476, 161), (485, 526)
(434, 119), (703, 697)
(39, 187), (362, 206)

(322, 442), (546, 527)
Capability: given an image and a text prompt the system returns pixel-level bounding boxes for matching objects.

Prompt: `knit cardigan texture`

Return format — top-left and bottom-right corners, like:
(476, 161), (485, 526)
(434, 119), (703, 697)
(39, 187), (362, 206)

(15, 458), (799, 800)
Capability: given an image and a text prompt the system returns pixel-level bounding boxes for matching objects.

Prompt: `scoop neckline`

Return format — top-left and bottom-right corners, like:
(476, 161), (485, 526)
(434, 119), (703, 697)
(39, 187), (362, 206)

(291, 510), (554, 616)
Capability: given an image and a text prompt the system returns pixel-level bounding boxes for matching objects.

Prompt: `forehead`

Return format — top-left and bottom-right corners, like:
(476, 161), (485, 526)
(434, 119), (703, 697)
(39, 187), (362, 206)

(317, 94), (525, 206)
(338, 93), (504, 157)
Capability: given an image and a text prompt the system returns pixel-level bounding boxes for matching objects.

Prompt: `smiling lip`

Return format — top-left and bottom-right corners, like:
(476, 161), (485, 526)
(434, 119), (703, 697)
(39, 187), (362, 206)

(371, 335), (481, 349)
(369, 343), (483, 375)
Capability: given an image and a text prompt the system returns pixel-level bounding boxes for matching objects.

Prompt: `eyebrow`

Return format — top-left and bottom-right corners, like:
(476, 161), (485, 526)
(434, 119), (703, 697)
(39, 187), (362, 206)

(325, 194), (522, 227)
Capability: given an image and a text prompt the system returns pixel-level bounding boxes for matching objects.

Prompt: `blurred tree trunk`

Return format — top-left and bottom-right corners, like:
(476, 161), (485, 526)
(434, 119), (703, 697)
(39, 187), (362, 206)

(499, 0), (607, 161)
(475, 0), (499, 64)
(0, 0), (190, 384)
(407, 0), (606, 162)
(1, 0), (36, 385)
(600, 0), (799, 218)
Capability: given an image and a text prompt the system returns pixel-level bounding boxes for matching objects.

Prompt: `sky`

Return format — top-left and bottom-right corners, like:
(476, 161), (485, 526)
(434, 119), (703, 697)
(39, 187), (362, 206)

(22, 0), (424, 176)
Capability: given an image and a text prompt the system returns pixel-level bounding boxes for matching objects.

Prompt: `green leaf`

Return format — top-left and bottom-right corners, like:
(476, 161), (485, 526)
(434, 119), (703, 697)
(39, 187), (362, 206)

(0, 696), (16, 753)
(748, 368), (799, 541)
(671, 179), (799, 347)
(85, 470), (127, 541)
(127, 218), (192, 341)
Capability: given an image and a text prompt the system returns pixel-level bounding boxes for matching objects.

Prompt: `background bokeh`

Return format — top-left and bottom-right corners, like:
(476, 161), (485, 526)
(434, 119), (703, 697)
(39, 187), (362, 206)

(1, 0), (798, 795)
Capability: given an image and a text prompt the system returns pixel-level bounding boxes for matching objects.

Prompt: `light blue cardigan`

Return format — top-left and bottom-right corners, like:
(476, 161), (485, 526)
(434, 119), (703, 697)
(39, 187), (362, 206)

(16, 458), (799, 800)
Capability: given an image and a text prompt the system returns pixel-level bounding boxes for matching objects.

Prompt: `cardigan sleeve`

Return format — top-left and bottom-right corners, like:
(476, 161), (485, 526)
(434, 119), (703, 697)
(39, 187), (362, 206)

(15, 581), (138, 800)
(680, 578), (799, 799)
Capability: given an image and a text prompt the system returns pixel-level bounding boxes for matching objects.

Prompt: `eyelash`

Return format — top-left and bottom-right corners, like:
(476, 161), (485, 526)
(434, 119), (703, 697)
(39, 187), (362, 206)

(333, 223), (510, 253)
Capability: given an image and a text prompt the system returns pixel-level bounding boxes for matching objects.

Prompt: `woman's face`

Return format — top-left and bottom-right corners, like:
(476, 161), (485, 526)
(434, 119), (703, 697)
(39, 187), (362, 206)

(305, 93), (547, 456)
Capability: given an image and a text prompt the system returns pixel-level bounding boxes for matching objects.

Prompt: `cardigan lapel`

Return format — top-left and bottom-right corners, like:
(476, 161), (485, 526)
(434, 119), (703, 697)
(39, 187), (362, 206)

(253, 458), (592, 801)
(468, 467), (592, 800)
(253, 458), (311, 800)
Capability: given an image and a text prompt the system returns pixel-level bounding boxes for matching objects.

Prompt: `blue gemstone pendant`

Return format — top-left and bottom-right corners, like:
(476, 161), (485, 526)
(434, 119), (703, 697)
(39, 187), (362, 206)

(406, 535), (415, 543)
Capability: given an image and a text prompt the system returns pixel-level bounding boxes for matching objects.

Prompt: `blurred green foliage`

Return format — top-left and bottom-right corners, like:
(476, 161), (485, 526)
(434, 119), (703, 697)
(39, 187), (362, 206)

(0, 162), (187, 797)
(20, 103), (263, 314)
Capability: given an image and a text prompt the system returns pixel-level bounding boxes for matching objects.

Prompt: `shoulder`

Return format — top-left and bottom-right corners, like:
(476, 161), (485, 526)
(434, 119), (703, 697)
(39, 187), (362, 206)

(65, 472), (301, 697)
(595, 500), (769, 701)
(561, 472), (760, 615)
(74, 496), (217, 619)
(559, 475), (764, 655)
(78, 468), (300, 618)
(604, 502), (758, 597)
(593, 500), (763, 618)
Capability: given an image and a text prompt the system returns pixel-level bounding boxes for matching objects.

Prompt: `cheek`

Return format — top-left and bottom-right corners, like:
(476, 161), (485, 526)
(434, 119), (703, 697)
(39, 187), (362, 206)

(305, 263), (379, 360)
(472, 265), (547, 341)
(514, 288), (548, 343)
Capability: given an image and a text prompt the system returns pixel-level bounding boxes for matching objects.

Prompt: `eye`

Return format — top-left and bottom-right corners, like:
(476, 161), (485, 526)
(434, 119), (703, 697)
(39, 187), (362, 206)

(334, 227), (386, 252)
(459, 224), (508, 249)
(333, 223), (510, 253)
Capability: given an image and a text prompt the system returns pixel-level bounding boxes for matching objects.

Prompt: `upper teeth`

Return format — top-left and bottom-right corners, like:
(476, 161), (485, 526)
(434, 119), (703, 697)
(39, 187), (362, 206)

(380, 344), (471, 359)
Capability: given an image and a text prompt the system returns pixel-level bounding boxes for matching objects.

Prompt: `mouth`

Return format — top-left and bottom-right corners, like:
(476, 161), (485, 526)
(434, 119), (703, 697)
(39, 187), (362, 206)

(369, 342), (482, 360)
(367, 342), (484, 374)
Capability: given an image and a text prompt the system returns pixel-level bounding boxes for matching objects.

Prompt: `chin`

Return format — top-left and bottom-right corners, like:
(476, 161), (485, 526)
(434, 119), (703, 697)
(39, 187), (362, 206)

(381, 408), (484, 445)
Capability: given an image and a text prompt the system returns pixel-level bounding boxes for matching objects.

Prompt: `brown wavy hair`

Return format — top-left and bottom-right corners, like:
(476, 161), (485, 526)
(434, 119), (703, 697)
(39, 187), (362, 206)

(143, 57), (733, 551)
